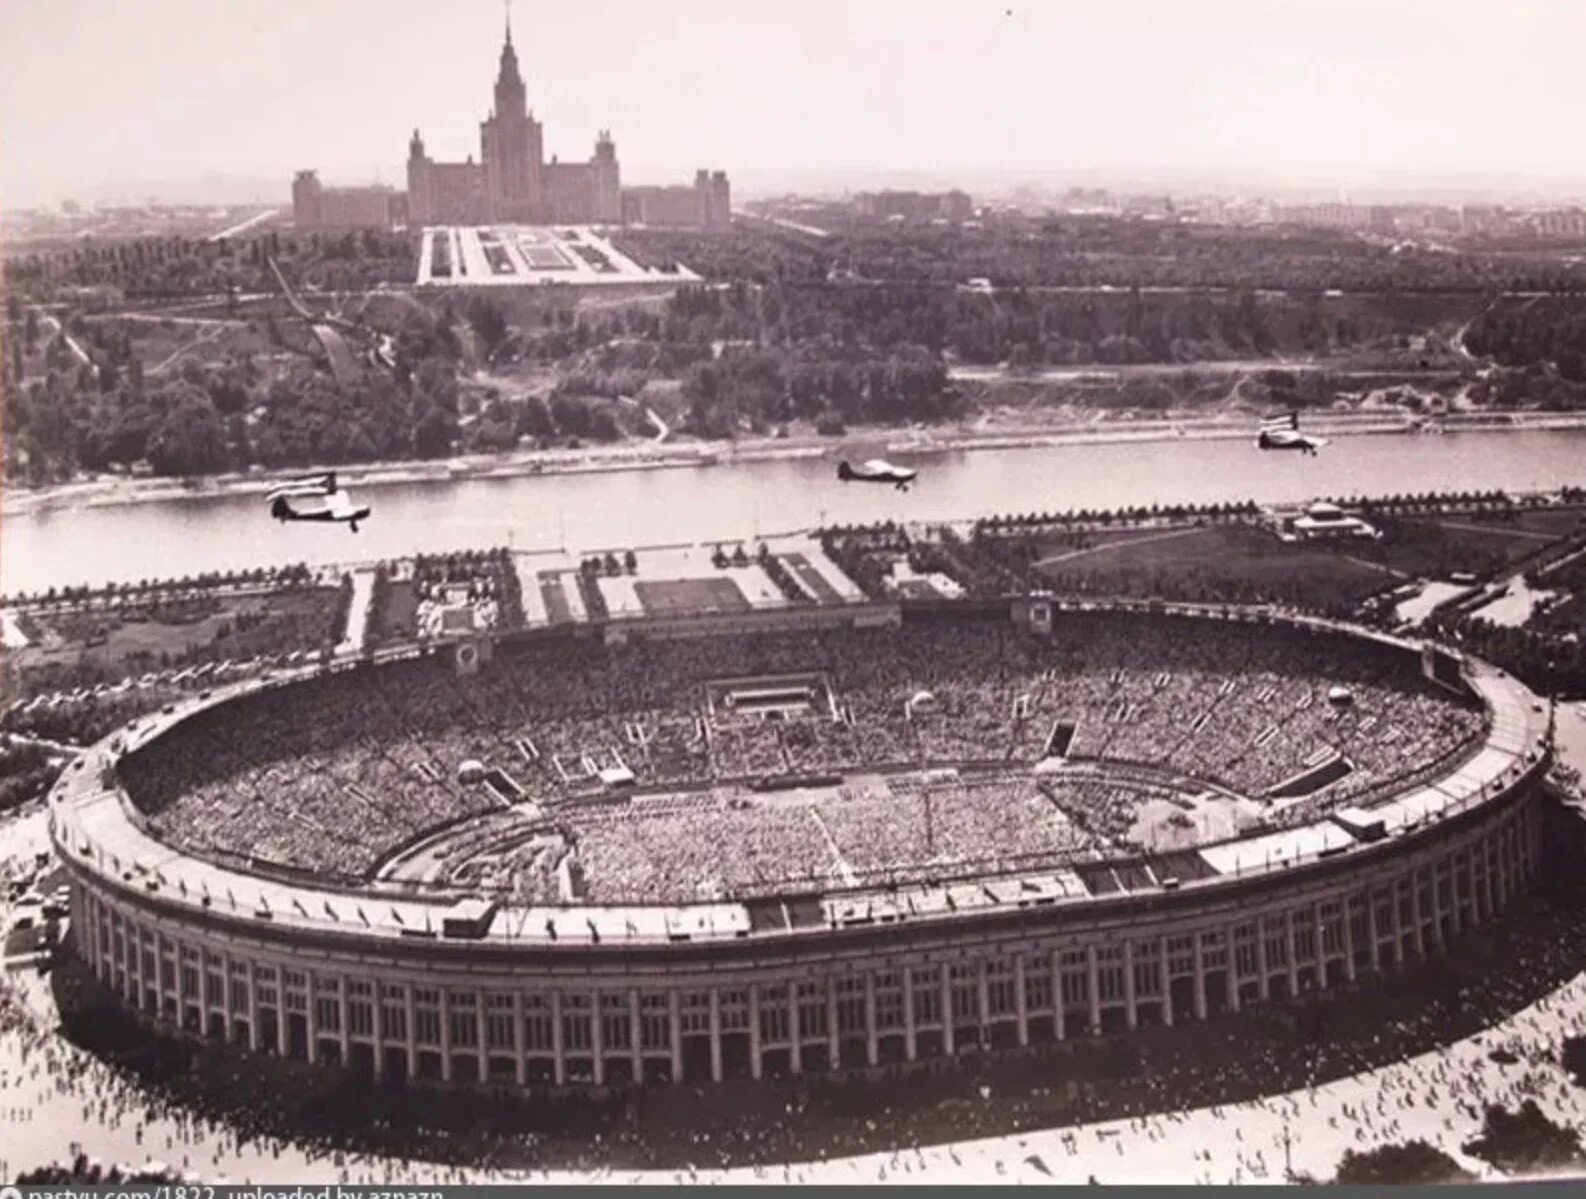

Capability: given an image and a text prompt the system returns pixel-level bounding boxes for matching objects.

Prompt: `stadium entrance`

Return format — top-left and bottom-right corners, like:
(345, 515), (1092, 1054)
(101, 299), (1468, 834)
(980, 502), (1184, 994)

(706, 674), (838, 724)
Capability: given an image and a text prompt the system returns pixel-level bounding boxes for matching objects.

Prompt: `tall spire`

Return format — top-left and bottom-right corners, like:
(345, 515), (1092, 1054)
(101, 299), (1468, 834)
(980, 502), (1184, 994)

(493, 0), (526, 118)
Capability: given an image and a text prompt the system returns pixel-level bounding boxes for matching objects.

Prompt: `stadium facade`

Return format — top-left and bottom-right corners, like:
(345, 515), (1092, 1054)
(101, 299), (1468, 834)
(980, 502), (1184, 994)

(52, 598), (1551, 1091)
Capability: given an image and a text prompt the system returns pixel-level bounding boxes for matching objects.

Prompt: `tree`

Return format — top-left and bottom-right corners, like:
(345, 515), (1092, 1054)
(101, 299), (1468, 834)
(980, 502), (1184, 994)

(412, 404), (456, 458)
(146, 400), (228, 476)
(551, 395), (591, 438)
(589, 407), (621, 442)
(1463, 1102), (1586, 1175)
(467, 297), (510, 358)
(414, 356), (459, 414)
(516, 395), (554, 439)
(1334, 1142), (1473, 1185)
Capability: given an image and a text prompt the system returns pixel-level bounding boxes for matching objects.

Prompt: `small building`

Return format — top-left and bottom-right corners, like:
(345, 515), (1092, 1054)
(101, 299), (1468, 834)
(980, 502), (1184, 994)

(1284, 502), (1380, 542)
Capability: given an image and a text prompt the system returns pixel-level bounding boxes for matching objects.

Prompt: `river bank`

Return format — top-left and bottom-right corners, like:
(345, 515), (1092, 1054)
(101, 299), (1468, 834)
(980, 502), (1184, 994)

(8, 410), (1586, 518)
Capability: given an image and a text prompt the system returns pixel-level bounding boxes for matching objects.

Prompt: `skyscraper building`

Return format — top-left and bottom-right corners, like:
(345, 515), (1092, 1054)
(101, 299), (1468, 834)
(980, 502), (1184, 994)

(361, 16), (723, 231)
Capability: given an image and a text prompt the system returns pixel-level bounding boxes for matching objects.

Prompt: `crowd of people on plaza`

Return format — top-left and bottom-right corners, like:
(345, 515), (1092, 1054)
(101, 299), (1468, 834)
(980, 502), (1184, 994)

(112, 610), (1485, 897)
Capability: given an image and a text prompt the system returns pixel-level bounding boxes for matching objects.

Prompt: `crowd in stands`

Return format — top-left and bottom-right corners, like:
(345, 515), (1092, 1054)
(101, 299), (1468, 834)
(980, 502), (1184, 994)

(114, 609), (1483, 895)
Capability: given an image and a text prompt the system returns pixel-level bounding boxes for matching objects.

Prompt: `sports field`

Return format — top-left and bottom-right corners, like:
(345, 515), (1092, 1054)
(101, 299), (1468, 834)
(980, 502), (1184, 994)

(540, 576), (575, 624)
(634, 577), (751, 616)
(782, 553), (844, 603)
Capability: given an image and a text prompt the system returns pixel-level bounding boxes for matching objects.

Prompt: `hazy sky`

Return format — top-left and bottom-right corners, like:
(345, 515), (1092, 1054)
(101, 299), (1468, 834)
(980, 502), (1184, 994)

(3, 0), (1584, 207)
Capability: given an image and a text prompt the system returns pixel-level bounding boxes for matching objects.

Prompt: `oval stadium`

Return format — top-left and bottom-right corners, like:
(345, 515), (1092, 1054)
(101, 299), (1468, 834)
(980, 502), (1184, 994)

(50, 595), (1552, 1093)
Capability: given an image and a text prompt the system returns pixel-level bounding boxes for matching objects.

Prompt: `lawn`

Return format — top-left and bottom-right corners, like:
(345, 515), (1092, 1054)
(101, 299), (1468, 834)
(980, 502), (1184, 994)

(1031, 510), (1586, 614)
(1034, 525), (1395, 611)
(12, 586), (342, 687)
(634, 577), (750, 617)
(369, 577), (420, 642)
(1356, 515), (1578, 581)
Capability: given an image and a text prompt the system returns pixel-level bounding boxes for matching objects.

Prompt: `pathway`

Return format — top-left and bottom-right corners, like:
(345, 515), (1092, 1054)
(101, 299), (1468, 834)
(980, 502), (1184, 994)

(32, 306), (95, 376)
(333, 568), (376, 657)
(1032, 524), (1206, 570)
(207, 209), (278, 242)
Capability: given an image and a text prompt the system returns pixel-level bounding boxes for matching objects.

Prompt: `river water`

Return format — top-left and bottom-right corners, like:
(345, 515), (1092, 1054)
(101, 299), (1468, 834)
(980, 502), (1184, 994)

(4, 430), (1584, 594)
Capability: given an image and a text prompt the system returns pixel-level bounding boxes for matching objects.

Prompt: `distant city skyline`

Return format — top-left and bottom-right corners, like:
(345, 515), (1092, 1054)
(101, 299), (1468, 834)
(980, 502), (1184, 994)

(4, 0), (1586, 210)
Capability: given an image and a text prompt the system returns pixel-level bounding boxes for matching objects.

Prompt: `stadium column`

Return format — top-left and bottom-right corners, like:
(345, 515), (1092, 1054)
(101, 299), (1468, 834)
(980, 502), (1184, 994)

(1014, 955), (1029, 1046)
(1051, 949), (1066, 1040)
(246, 959), (260, 1051)
(1484, 839), (1498, 917)
(708, 988), (723, 1083)
(1256, 922), (1271, 1002)
(749, 984), (763, 1080)
(1342, 898), (1358, 982)
(903, 972), (917, 1060)
(195, 947), (209, 1037)
(513, 992), (527, 1086)
(1464, 856), (1477, 927)
(1493, 833), (1506, 916)
(976, 960), (991, 1043)
(551, 991), (566, 1085)
(1224, 924), (1240, 1014)
(1122, 941), (1137, 1031)
(1365, 892), (1381, 971)
(199, 947), (213, 1036)
(1411, 870), (1427, 960)
(405, 984), (418, 1078)
(277, 970), (291, 1057)
(222, 951), (236, 1046)
(1086, 947), (1101, 1035)
(825, 978), (840, 1068)
(1313, 905), (1327, 991)
(668, 990), (683, 1082)
(592, 990), (606, 1086)
(864, 972), (878, 1066)
(307, 972), (321, 1065)
(474, 998), (488, 1086)
(1285, 911), (1299, 996)
(1191, 935), (1207, 1021)
(629, 989), (642, 1082)
(1389, 880), (1406, 964)
(1454, 855), (1468, 935)
(1440, 862), (1452, 945)
(169, 932), (185, 1026)
(1158, 938), (1173, 1027)
(789, 985), (803, 1075)
(438, 984), (452, 1082)
(1490, 839), (1503, 912)
(339, 974), (352, 1070)
(939, 964), (956, 1054)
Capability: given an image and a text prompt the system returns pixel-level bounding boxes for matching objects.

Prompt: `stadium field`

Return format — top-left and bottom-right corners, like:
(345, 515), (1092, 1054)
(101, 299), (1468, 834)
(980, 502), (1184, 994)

(782, 553), (844, 604)
(540, 576), (574, 624)
(634, 577), (750, 616)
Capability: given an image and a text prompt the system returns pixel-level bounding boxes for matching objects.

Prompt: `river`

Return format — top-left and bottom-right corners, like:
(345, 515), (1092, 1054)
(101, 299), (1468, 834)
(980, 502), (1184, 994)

(4, 429), (1585, 595)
